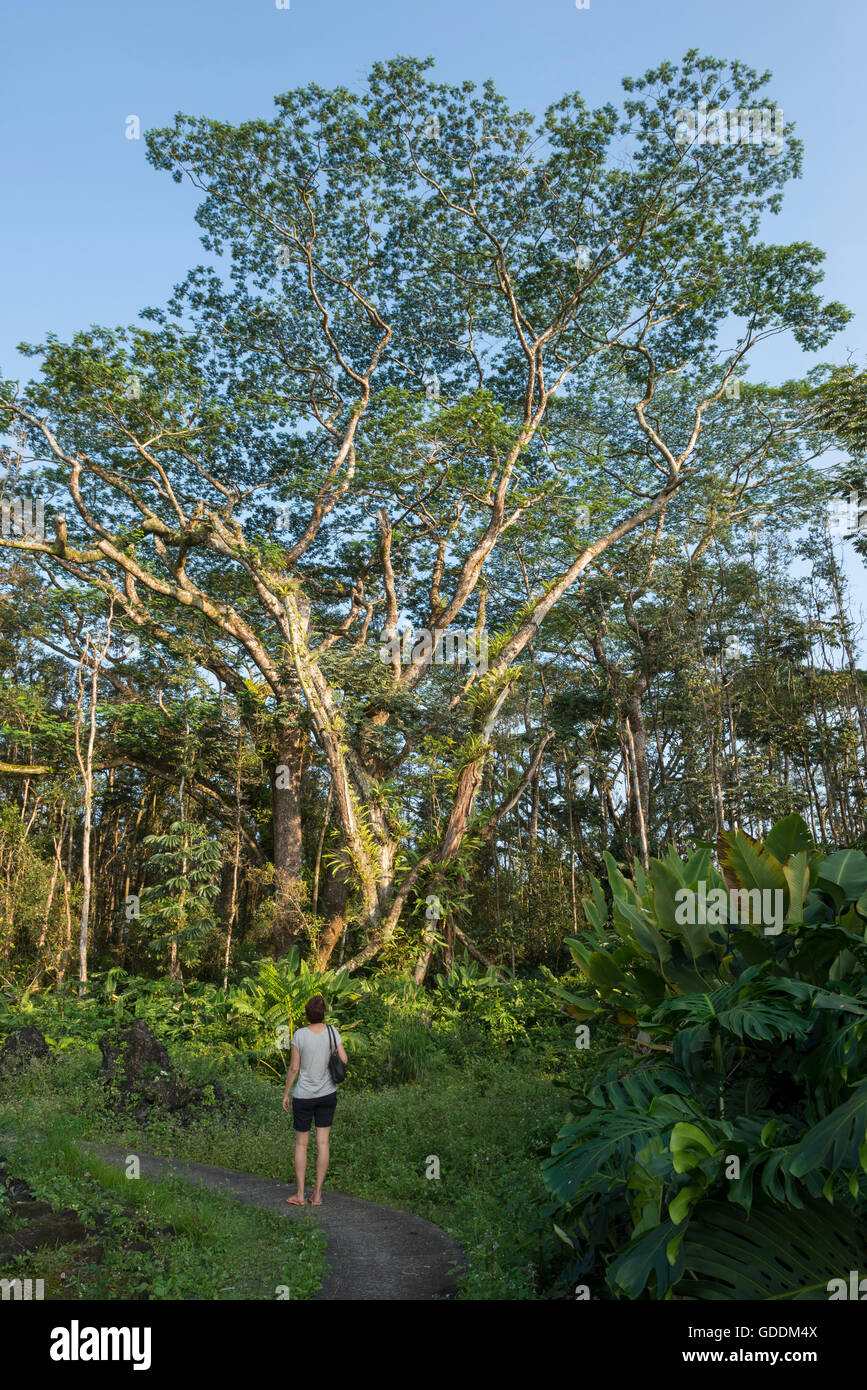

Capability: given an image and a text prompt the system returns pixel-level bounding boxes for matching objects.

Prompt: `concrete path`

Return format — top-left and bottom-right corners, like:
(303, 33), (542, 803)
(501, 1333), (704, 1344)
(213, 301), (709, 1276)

(83, 1143), (465, 1301)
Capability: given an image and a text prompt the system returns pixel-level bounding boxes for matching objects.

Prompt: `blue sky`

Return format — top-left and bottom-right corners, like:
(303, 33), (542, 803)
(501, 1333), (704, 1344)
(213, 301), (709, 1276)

(2, 0), (865, 625)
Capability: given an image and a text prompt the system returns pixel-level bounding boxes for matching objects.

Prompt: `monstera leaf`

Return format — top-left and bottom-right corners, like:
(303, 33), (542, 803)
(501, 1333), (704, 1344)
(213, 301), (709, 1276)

(676, 1197), (867, 1300)
(787, 1081), (867, 1180)
(607, 1195), (867, 1300)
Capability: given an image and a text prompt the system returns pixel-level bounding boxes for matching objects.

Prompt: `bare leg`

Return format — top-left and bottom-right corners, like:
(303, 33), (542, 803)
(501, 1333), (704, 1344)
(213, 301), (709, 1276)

(294, 1131), (310, 1200)
(312, 1127), (330, 1202)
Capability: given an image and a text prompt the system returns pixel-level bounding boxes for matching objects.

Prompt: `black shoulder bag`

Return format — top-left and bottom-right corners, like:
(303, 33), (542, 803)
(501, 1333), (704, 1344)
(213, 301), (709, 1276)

(326, 1024), (346, 1084)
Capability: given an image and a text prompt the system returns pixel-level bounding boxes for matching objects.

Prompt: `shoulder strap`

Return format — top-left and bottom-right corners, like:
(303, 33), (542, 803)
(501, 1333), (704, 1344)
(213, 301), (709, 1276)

(326, 1023), (335, 1051)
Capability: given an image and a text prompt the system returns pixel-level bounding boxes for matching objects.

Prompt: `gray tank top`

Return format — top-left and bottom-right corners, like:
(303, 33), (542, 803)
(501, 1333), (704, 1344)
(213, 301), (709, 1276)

(291, 1025), (341, 1099)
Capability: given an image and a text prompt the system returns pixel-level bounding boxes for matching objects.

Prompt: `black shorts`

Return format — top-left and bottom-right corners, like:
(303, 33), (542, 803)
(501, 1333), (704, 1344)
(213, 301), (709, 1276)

(292, 1092), (337, 1133)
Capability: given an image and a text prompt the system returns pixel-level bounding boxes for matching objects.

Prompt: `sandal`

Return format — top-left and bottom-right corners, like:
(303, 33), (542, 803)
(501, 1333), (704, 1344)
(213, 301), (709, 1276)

(286, 1194), (306, 1206)
(310, 1196), (323, 1206)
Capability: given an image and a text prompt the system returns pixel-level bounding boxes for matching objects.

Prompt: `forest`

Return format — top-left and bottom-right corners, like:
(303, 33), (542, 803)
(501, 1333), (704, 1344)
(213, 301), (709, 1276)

(2, 50), (867, 1304)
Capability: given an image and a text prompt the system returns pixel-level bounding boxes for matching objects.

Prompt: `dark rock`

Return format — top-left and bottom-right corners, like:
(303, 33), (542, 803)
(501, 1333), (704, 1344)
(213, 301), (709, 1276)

(0, 1213), (87, 1255)
(7, 1177), (36, 1202)
(96, 1019), (228, 1123)
(0, 1026), (50, 1069)
(77, 1242), (105, 1264)
(142, 1075), (193, 1111)
(98, 1019), (171, 1083)
(122, 1239), (153, 1255)
(10, 1200), (53, 1219)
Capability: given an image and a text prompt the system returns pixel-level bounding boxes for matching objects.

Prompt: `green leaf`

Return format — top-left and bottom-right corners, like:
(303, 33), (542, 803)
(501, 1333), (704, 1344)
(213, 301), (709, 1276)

(783, 851), (810, 924)
(764, 814), (813, 863)
(817, 849), (867, 903)
(678, 1198), (867, 1299)
(608, 1220), (684, 1299)
(670, 1121), (718, 1172)
(718, 830), (787, 896)
(788, 1083), (867, 1179)
(669, 1183), (704, 1225)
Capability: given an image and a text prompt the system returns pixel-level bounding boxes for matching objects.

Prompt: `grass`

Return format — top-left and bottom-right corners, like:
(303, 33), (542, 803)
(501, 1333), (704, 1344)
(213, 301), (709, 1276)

(0, 1124), (325, 1300)
(0, 1041), (585, 1298)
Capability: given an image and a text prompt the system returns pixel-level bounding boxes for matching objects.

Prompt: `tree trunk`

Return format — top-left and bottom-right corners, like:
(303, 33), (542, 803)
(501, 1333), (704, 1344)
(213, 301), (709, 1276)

(271, 722), (307, 953)
(317, 860), (350, 970)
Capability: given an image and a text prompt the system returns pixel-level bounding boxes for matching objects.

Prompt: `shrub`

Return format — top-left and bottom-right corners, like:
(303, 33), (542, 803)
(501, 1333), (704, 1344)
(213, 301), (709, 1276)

(543, 816), (867, 1299)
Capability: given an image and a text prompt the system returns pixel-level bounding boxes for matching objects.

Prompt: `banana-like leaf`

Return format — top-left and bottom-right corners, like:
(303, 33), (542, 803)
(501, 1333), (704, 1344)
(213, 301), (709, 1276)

(583, 950), (636, 998)
(783, 851), (810, 924)
(718, 830), (787, 896)
(682, 845), (712, 885)
(816, 849), (867, 903)
(582, 895), (607, 932)
(764, 814), (813, 863)
(590, 874), (609, 923)
(629, 965), (667, 1006)
(614, 899), (672, 968)
(604, 852), (641, 906)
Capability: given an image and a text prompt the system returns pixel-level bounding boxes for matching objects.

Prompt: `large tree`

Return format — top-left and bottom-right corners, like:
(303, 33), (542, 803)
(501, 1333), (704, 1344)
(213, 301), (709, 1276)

(0, 52), (847, 969)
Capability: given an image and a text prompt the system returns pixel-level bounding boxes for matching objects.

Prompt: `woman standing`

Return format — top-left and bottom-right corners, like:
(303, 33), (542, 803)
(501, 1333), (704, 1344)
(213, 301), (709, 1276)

(282, 995), (348, 1206)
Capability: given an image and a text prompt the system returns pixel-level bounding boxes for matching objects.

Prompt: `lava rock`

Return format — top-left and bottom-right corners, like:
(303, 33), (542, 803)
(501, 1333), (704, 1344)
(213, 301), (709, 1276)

(10, 1200), (53, 1219)
(0, 1212), (87, 1255)
(97, 1020), (228, 1124)
(0, 1026), (50, 1070)
(98, 1019), (171, 1083)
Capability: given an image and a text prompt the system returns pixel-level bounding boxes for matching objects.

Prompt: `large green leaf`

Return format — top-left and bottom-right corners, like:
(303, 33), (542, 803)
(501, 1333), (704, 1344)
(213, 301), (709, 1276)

(583, 950), (636, 998)
(682, 845), (712, 885)
(629, 964), (667, 1006)
(614, 899), (672, 968)
(649, 858), (683, 929)
(604, 851), (641, 907)
(609, 1220), (684, 1299)
(783, 851), (810, 924)
(589, 874), (608, 922)
(817, 849), (867, 904)
(542, 1109), (667, 1203)
(787, 1082), (867, 1178)
(677, 1198), (867, 1299)
(718, 830), (786, 896)
(764, 814), (813, 863)
(670, 1121), (718, 1172)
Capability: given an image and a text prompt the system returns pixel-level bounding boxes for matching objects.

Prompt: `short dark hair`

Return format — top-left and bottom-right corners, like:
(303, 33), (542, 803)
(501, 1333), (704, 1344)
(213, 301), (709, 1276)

(305, 995), (326, 1023)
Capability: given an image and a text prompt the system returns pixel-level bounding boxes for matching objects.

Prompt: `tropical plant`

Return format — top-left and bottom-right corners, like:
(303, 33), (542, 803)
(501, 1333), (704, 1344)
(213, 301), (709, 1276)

(138, 821), (223, 977)
(543, 815), (867, 1299)
(228, 946), (363, 1075)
